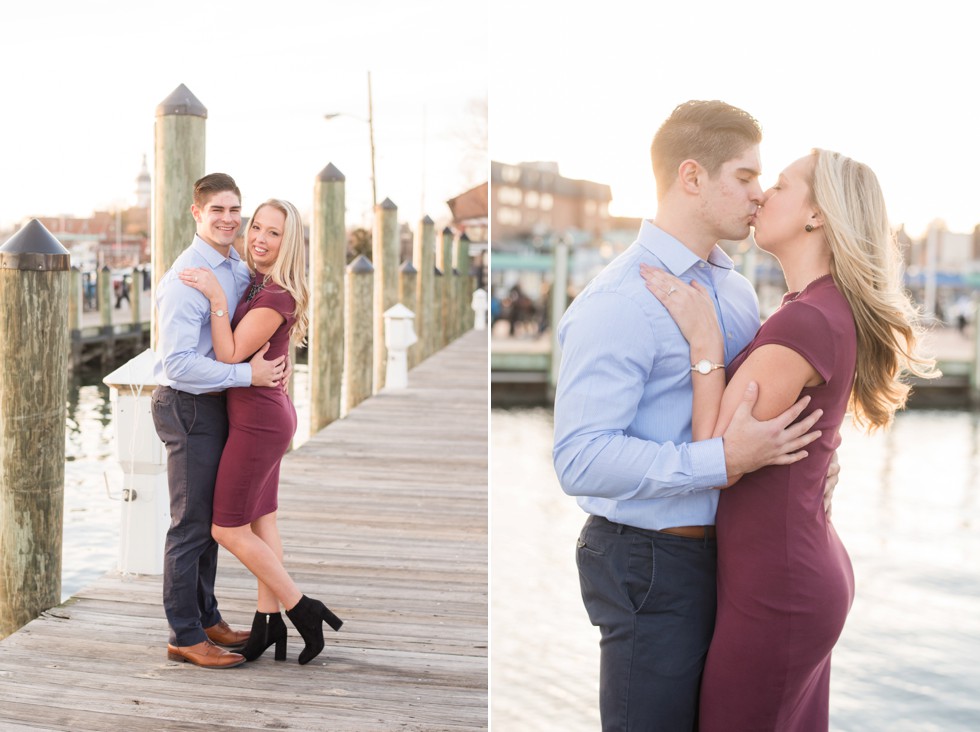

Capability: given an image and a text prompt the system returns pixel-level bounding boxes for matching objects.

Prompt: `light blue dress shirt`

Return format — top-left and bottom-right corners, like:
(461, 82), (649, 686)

(553, 221), (761, 530)
(153, 236), (253, 394)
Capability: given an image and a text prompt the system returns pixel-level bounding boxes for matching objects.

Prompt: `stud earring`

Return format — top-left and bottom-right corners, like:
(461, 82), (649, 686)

(805, 224), (814, 232)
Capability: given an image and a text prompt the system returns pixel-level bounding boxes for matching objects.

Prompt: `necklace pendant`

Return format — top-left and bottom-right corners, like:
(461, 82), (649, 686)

(246, 276), (267, 303)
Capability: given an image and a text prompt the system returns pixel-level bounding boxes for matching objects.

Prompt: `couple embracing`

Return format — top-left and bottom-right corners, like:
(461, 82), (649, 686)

(151, 173), (342, 669)
(554, 101), (936, 730)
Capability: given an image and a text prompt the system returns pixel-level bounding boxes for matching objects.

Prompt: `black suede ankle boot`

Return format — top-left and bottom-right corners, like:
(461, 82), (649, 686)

(241, 611), (288, 662)
(285, 595), (343, 665)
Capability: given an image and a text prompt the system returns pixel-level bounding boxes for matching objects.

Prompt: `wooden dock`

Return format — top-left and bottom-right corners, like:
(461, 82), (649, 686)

(0, 329), (488, 731)
(492, 323), (980, 408)
(489, 319), (554, 407)
(71, 290), (152, 370)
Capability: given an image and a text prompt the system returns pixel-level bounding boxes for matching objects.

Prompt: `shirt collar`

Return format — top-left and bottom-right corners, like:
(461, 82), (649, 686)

(192, 235), (242, 269)
(636, 219), (735, 277)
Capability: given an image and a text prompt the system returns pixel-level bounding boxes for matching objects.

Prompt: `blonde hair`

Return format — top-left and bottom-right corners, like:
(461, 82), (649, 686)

(808, 149), (939, 430)
(245, 199), (310, 345)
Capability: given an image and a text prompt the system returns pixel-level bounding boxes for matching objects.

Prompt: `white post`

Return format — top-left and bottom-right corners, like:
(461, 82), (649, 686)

(383, 303), (418, 390)
(103, 348), (169, 574)
(472, 288), (488, 331)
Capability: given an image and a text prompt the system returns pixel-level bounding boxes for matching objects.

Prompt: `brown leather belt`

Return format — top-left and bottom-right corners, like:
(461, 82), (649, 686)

(595, 516), (717, 541)
(657, 525), (716, 540)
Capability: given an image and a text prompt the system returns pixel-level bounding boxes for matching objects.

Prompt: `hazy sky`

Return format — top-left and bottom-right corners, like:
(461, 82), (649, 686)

(490, 1), (979, 238)
(0, 0), (487, 231)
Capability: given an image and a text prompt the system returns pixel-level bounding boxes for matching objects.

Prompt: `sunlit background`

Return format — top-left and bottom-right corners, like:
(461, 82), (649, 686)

(491, 1), (980, 237)
(489, 3), (980, 731)
(0, 0), (487, 231)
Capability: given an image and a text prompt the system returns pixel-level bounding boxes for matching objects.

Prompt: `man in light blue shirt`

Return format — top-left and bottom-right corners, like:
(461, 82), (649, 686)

(553, 101), (825, 729)
(151, 173), (286, 669)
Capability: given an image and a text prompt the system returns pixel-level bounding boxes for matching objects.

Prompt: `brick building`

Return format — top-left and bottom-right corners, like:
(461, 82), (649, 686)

(490, 161), (612, 244)
(7, 157), (151, 271)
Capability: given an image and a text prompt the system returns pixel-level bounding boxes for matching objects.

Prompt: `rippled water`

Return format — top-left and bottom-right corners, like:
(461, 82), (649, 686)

(61, 364), (312, 601)
(490, 407), (980, 732)
(63, 377), (120, 601)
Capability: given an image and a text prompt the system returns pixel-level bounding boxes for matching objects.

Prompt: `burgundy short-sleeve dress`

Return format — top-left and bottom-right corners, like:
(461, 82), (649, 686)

(699, 274), (857, 731)
(212, 275), (297, 527)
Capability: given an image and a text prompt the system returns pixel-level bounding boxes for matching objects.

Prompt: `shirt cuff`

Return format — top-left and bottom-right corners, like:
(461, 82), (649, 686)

(688, 437), (728, 490)
(233, 363), (252, 388)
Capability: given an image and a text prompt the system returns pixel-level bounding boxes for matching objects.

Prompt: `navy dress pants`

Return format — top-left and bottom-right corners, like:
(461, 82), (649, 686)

(577, 515), (718, 732)
(151, 386), (228, 646)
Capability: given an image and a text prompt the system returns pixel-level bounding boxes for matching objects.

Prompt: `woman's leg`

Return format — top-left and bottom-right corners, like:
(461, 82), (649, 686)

(219, 513), (342, 665)
(212, 519), (302, 611)
(251, 513), (289, 612)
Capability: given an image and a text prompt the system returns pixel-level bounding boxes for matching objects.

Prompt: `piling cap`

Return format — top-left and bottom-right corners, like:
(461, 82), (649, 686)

(347, 254), (374, 273)
(317, 163), (345, 182)
(0, 219), (70, 271)
(379, 198), (397, 211)
(383, 303), (415, 320)
(156, 83), (207, 118)
(421, 215), (434, 225)
(399, 259), (417, 274)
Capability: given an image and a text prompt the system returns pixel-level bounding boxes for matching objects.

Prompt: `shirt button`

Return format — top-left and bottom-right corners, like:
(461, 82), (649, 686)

(699, 262), (707, 268)
(727, 332), (734, 339)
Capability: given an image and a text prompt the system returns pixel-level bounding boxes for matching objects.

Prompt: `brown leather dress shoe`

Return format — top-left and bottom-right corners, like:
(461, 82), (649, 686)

(167, 639), (245, 669)
(204, 619), (250, 650)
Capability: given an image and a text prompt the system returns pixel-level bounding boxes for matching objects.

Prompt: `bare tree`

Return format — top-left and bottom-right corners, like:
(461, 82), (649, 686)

(457, 95), (488, 188)
(347, 227), (372, 264)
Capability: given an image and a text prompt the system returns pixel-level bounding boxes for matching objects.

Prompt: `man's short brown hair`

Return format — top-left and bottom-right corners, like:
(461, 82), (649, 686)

(650, 101), (762, 200)
(193, 173), (241, 208)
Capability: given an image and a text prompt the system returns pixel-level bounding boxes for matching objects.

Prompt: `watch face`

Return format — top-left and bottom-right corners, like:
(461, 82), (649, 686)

(693, 359), (717, 374)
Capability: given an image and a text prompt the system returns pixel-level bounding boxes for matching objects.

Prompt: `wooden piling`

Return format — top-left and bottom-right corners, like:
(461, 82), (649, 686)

(69, 266), (82, 369)
(0, 220), (70, 639)
(439, 227), (454, 348)
(153, 83), (207, 347)
(549, 237), (570, 398)
(399, 259), (419, 368)
(346, 255), (374, 412)
(373, 198), (399, 393)
(69, 266), (82, 331)
(413, 216), (436, 363)
(98, 265), (114, 364)
(310, 163), (347, 432)
(98, 265), (112, 328)
(433, 265), (445, 360)
(130, 268), (141, 328)
(456, 232), (472, 339)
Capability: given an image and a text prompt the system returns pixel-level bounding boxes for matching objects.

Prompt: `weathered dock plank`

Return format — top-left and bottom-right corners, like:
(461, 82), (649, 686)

(0, 329), (488, 731)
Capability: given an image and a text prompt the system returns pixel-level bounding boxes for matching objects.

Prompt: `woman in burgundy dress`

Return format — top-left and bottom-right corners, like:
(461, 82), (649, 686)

(180, 199), (342, 665)
(641, 150), (937, 729)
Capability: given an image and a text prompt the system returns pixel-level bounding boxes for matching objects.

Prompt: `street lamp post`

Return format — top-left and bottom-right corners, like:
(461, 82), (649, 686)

(325, 70), (377, 211)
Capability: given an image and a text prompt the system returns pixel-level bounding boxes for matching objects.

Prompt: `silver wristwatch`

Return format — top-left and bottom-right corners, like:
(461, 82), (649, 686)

(691, 358), (724, 375)
(210, 309), (226, 317)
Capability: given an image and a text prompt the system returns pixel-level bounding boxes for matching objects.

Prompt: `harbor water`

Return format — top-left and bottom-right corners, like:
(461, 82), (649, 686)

(491, 406), (980, 732)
